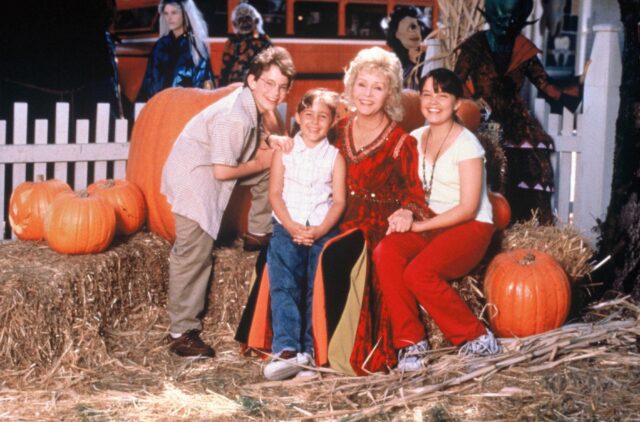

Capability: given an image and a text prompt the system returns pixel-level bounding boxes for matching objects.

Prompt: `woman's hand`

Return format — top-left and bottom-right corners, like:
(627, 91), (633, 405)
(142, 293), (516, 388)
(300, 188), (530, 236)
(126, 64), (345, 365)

(386, 208), (413, 234)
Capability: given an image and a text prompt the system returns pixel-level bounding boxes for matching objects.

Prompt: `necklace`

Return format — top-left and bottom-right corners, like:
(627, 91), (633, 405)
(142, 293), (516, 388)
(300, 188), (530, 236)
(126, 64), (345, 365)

(421, 122), (454, 204)
(353, 115), (386, 152)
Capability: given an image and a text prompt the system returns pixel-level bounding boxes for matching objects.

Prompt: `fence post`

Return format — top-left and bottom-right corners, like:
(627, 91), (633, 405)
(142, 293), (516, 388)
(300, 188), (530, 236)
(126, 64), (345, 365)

(574, 23), (622, 239)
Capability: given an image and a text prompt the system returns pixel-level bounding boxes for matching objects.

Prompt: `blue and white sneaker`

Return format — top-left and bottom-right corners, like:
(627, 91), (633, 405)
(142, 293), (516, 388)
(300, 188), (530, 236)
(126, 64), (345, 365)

(397, 339), (430, 372)
(458, 330), (501, 357)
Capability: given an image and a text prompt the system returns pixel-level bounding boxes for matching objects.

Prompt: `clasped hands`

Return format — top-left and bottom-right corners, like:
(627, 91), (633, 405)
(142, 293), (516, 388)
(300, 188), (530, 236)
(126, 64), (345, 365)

(287, 223), (323, 247)
(386, 208), (414, 235)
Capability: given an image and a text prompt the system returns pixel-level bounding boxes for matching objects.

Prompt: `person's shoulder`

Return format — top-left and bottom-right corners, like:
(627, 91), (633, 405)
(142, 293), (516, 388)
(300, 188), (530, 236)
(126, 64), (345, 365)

(456, 128), (485, 152)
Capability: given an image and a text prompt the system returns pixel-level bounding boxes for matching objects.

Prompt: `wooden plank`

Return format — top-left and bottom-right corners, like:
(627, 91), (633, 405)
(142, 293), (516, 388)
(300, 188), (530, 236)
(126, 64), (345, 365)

(134, 103), (145, 120)
(552, 135), (580, 153)
(34, 120), (48, 178)
(54, 103), (69, 183)
(113, 119), (128, 179)
(552, 151), (573, 225)
(0, 143), (130, 164)
(94, 103), (110, 182)
(12, 103), (28, 191)
(74, 120), (90, 191)
(561, 108), (575, 136)
(11, 103), (28, 240)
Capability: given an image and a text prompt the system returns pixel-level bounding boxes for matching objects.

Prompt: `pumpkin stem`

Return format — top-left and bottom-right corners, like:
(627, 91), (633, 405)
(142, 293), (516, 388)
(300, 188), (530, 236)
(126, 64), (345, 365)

(79, 190), (90, 198)
(521, 252), (537, 265)
(105, 179), (115, 188)
(35, 175), (44, 182)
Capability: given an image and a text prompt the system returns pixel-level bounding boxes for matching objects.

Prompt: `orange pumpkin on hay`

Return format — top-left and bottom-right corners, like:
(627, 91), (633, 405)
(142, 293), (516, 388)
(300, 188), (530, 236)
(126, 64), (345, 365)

(484, 249), (571, 338)
(126, 85), (283, 242)
(44, 191), (116, 255)
(87, 179), (147, 236)
(8, 175), (72, 240)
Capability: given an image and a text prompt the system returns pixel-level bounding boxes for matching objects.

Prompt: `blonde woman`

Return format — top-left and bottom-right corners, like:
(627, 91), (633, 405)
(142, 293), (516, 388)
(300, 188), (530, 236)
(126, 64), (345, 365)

(321, 47), (429, 375)
(137, 0), (215, 101)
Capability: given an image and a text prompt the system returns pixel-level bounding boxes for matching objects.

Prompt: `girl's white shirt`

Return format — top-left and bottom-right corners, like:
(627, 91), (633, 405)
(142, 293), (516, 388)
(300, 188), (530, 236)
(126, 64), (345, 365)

(276, 133), (339, 226)
(411, 126), (493, 224)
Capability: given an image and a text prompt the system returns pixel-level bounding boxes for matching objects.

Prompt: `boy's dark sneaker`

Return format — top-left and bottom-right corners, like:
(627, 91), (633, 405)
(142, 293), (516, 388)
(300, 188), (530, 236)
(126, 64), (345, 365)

(168, 330), (215, 358)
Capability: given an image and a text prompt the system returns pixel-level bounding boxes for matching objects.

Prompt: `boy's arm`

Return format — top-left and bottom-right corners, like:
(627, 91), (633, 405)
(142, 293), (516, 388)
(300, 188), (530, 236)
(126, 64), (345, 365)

(306, 153), (347, 242)
(213, 145), (272, 181)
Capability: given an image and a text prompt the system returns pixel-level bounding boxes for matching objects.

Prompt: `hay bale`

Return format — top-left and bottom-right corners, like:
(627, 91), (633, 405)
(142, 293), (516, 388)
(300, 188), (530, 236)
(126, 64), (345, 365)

(0, 232), (170, 371)
(502, 216), (595, 280)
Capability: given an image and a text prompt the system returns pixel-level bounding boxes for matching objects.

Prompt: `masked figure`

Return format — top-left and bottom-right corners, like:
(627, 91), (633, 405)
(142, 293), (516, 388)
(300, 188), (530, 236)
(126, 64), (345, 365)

(220, 3), (272, 86)
(381, 6), (431, 90)
(137, 0), (215, 102)
(454, 0), (582, 224)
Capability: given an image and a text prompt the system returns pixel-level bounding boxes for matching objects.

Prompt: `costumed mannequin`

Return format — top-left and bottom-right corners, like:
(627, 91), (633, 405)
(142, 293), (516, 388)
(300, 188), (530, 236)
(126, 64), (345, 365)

(454, 0), (583, 224)
(381, 6), (431, 90)
(220, 3), (273, 87)
(137, 0), (215, 102)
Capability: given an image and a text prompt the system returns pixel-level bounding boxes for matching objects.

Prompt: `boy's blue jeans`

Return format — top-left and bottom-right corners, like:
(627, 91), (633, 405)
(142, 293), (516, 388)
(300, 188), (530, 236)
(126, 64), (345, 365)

(267, 220), (338, 354)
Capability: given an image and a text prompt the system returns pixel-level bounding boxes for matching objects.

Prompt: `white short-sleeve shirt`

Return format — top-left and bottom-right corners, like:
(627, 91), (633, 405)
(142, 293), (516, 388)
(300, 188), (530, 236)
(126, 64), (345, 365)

(276, 133), (339, 226)
(411, 126), (493, 224)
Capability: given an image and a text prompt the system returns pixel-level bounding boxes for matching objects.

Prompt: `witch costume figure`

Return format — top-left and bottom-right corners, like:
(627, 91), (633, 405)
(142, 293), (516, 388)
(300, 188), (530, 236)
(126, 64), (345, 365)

(381, 6), (431, 90)
(454, 0), (582, 224)
(219, 3), (272, 87)
(136, 0), (215, 102)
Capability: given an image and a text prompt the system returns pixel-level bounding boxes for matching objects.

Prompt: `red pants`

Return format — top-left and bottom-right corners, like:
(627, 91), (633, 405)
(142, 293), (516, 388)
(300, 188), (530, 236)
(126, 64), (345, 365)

(373, 220), (494, 349)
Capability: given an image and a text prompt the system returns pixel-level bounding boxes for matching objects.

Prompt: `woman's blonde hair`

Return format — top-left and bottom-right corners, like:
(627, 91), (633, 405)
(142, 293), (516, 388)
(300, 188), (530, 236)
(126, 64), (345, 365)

(343, 47), (404, 122)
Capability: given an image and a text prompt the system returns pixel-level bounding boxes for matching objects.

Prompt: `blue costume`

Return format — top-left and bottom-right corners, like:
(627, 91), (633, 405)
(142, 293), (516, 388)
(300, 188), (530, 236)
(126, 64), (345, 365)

(137, 32), (214, 102)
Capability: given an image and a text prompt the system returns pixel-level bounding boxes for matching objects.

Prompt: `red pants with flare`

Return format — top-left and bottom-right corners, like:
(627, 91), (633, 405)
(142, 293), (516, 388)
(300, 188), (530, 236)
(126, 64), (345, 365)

(373, 220), (494, 349)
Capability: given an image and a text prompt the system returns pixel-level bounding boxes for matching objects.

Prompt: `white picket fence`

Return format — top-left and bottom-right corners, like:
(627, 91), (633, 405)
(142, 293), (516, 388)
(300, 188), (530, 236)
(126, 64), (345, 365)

(0, 24), (622, 243)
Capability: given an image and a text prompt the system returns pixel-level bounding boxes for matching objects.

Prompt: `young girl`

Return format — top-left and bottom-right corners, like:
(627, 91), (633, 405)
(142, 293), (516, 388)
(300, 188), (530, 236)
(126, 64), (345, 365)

(374, 68), (501, 372)
(264, 89), (346, 380)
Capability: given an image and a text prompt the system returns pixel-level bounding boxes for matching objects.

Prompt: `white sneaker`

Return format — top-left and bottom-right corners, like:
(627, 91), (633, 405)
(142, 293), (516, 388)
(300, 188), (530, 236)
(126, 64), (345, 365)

(458, 330), (501, 357)
(263, 351), (310, 380)
(294, 352), (318, 379)
(397, 339), (430, 372)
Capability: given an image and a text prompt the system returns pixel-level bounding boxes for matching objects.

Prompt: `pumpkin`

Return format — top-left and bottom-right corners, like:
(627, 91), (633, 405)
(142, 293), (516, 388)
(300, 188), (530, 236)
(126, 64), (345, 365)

(87, 179), (147, 235)
(484, 249), (571, 338)
(398, 89), (425, 133)
(8, 175), (72, 240)
(488, 191), (511, 230)
(456, 99), (481, 133)
(126, 84), (274, 242)
(44, 191), (116, 254)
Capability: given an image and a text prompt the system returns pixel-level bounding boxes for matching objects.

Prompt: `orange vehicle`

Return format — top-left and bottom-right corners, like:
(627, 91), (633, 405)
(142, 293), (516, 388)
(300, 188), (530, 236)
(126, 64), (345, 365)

(114, 0), (437, 125)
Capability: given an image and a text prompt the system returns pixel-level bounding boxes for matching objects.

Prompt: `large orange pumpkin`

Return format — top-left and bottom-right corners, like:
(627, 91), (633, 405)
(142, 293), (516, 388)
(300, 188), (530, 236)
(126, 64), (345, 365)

(484, 249), (571, 338)
(44, 191), (116, 254)
(87, 179), (147, 235)
(126, 85), (240, 241)
(8, 175), (72, 240)
(488, 191), (511, 230)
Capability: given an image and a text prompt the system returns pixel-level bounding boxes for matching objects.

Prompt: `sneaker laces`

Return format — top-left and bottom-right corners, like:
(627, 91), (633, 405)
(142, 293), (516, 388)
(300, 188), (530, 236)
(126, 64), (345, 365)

(397, 339), (430, 371)
(458, 330), (501, 357)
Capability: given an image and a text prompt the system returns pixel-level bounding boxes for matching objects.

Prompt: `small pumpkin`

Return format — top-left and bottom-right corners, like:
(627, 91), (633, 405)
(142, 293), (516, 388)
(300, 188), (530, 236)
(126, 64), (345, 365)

(87, 179), (146, 235)
(484, 249), (571, 338)
(8, 175), (72, 240)
(44, 191), (116, 254)
(488, 191), (511, 230)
